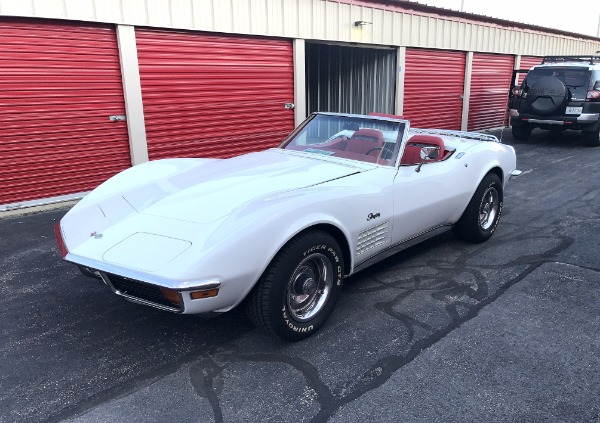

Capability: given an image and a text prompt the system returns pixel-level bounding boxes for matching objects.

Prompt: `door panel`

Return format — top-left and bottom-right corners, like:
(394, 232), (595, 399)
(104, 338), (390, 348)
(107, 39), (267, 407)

(392, 162), (470, 244)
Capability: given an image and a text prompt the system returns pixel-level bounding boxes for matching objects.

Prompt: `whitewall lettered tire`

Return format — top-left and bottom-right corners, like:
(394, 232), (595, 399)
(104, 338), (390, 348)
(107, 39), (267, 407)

(245, 230), (344, 341)
(453, 173), (503, 243)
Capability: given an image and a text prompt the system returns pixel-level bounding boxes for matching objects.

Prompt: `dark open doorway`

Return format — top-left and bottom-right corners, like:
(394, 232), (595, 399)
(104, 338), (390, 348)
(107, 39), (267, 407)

(306, 43), (396, 115)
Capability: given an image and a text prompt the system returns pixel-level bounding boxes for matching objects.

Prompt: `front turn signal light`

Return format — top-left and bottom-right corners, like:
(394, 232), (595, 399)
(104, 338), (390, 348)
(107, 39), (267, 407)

(190, 289), (219, 300)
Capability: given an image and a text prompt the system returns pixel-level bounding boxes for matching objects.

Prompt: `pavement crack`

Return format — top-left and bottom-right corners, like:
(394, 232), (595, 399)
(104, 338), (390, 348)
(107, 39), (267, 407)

(189, 356), (224, 423)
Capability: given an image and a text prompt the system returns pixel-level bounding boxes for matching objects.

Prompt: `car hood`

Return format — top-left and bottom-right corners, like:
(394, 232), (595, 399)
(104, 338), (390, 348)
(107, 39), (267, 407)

(122, 149), (364, 224)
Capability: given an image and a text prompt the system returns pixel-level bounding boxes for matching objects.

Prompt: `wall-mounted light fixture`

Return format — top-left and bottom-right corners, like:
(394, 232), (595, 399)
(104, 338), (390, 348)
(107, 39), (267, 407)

(354, 20), (372, 27)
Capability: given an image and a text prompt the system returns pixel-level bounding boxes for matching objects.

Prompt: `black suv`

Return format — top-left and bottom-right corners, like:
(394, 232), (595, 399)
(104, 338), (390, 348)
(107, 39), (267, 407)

(509, 56), (600, 147)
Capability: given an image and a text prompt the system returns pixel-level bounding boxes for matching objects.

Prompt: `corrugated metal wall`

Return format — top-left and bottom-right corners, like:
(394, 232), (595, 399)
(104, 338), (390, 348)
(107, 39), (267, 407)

(136, 29), (295, 160)
(403, 48), (466, 130)
(0, 0), (598, 56)
(306, 43), (396, 115)
(0, 20), (131, 206)
(468, 53), (515, 131)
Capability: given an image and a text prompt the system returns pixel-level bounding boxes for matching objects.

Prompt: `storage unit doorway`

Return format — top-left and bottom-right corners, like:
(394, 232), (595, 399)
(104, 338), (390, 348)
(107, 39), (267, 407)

(306, 43), (397, 116)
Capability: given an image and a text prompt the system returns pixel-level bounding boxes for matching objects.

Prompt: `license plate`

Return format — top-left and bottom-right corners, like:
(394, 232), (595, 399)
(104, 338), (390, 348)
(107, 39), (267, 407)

(566, 106), (583, 114)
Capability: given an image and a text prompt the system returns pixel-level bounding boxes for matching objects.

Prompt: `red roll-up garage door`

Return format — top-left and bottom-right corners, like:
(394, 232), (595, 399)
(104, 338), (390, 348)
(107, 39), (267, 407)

(0, 20), (131, 207)
(468, 53), (515, 131)
(518, 56), (543, 84)
(403, 49), (466, 130)
(135, 29), (295, 160)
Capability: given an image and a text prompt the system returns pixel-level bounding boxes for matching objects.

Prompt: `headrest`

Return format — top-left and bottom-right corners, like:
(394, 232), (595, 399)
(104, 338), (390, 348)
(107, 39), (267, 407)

(407, 135), (444, 147)
(351, 128), (384, 143)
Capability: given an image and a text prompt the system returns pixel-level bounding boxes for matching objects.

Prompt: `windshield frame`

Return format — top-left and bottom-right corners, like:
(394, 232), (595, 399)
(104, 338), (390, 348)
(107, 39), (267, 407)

(279, 112), (411, 168)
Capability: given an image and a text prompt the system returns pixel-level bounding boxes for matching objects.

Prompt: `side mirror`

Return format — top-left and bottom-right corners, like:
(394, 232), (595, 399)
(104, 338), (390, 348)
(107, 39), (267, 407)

(416, 146), (441, 173)
(420, 146), (440, 161)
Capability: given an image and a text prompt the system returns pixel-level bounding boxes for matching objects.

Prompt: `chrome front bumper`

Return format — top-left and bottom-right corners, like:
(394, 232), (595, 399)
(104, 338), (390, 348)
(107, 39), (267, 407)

(68, 253), (222, 314)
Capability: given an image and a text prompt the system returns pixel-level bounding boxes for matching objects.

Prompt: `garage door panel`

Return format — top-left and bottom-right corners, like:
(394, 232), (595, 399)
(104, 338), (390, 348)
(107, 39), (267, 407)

(467, 53), (515, 131)
(404, 48), (466, 130)
(136, 29), (294, 160)
(0, 20), (131, 206)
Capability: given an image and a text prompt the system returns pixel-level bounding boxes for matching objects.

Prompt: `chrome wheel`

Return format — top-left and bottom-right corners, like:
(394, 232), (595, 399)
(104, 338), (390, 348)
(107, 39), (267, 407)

(479, 187), (499, 230)
(287, 253), (333, 322)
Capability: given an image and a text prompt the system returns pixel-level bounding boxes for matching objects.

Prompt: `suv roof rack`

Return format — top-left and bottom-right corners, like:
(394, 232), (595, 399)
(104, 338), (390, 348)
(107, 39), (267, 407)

(541, 56), (600, 65)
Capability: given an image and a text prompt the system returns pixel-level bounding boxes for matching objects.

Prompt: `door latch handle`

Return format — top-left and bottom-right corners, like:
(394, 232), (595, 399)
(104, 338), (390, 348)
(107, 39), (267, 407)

(109, 115), (127, 122)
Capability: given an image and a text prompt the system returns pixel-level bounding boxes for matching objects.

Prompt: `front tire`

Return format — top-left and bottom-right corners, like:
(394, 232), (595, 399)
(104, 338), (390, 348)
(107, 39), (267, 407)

(245, 231), (344, 341)
(453, 173), (503, 243)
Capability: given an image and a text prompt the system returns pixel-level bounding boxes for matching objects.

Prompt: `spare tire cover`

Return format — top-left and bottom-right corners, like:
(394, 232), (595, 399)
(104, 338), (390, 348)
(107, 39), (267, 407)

(526, 76), (568, 115)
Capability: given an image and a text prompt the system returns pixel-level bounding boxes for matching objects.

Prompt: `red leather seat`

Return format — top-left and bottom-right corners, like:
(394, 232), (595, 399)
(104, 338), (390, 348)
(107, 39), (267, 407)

(400, 134), (445, 166)
(346, 128), (384, 155)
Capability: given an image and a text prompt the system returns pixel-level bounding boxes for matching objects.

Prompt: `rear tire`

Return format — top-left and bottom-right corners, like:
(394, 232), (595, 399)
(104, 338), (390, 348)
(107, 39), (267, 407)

(511, 125), (531, 141)
(453, 173), (503, 243)
(245, 231), (344, 341)
(582, 130), (600, 147)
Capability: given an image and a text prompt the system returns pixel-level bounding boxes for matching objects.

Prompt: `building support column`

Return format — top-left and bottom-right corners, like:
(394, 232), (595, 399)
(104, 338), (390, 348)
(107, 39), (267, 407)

(513, 54), (522, 87)
(395, 46), (406, 116)
(461, 51), (473, 131)
(116, 25), (149, 165)
(293, 39), (307, 127)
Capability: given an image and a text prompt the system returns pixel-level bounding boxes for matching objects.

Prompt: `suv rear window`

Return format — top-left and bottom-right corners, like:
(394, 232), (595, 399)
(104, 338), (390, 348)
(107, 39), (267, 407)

(524, 67), (591, 99)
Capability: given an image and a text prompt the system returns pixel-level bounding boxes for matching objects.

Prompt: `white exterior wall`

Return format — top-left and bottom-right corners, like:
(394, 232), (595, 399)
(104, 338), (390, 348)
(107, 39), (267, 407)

(1, 0), (599, 55)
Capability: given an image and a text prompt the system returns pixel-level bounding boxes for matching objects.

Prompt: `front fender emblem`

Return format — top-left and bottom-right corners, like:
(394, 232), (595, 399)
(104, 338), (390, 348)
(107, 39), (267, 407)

(367, 213), (381, 221)
(91, 231), (103, 239)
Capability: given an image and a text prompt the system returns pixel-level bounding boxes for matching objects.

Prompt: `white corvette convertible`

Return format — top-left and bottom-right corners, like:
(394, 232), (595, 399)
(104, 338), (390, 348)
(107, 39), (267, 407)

(55, 112), (520, 340)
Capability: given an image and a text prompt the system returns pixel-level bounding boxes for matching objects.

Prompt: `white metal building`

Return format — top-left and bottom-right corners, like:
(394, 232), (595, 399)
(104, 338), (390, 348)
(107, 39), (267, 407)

(1, 0), (599, 209)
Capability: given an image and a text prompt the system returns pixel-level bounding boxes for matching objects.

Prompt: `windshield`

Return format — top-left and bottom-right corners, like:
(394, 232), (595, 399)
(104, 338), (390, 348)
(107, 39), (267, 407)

(524, 67), (591, 98)
(281, 114), (406, 166)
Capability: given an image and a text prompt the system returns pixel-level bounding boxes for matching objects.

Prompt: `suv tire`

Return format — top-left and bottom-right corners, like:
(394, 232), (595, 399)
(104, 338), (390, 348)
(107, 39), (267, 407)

(511, 125), (532, 141)
(583, 129), (600, 147)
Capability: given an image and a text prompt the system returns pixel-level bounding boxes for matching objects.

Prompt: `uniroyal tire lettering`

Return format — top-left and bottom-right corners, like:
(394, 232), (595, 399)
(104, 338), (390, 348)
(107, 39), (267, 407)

(489, 201), (503, 234)
(281, 307), (314, 333)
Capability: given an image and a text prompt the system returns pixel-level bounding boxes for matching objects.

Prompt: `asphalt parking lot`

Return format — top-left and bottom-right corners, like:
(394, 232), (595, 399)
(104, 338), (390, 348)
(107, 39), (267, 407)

(1, 128), (600, 423)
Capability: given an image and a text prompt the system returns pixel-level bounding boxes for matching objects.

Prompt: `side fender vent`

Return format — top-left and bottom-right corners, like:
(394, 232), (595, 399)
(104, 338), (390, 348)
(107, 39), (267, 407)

(357, 222), (389, 256)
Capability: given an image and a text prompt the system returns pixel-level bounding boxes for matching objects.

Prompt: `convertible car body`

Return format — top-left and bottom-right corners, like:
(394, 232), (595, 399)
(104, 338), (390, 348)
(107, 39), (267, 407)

(55, 112), (520, 340)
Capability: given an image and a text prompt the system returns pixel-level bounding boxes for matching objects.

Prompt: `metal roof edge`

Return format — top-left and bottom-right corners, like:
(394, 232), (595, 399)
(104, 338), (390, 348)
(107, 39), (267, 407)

(335, 0), (600, 42)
